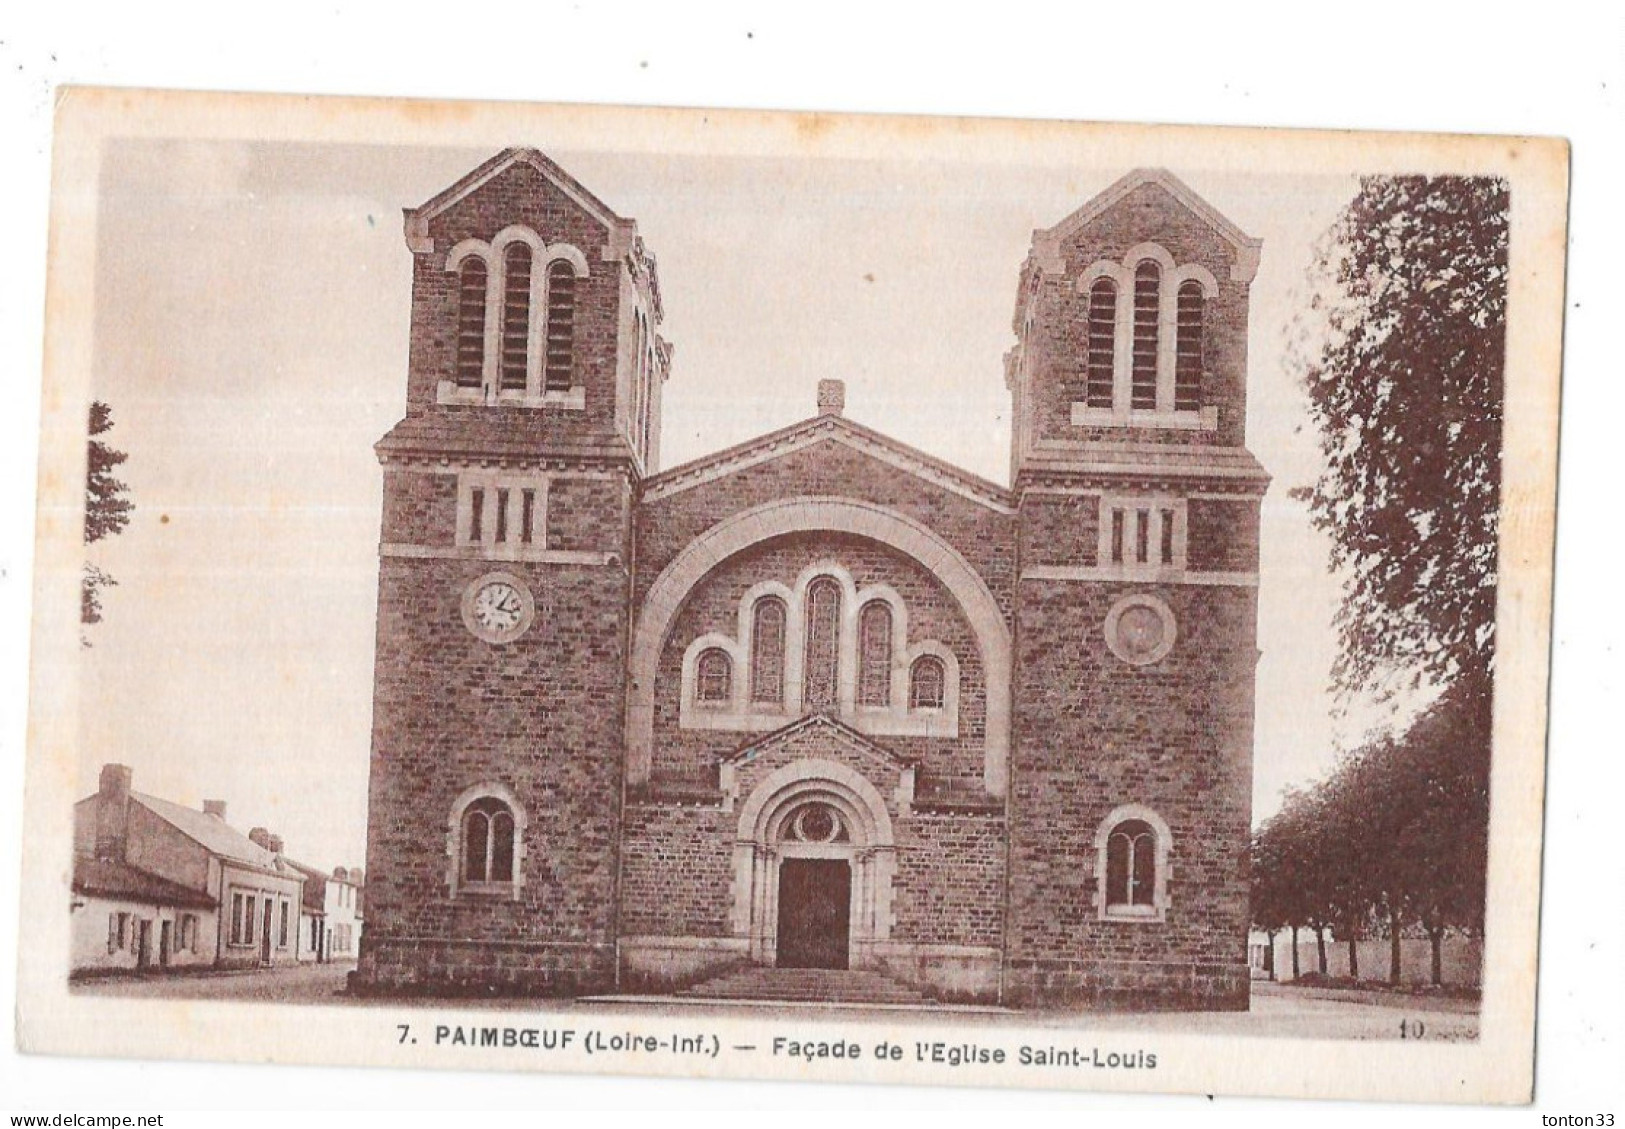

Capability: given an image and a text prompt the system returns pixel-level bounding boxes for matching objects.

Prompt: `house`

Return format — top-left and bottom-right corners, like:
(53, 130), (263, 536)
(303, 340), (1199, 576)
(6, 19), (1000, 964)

(284, 859), (330, 963)
(353, 150), (1266, 1007)
(72, 764), (307, 972)
(285, 861), (364, 963)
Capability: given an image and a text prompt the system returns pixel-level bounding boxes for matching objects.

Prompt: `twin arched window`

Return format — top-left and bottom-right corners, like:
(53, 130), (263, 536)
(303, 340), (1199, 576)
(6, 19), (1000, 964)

(450, 238), (582, 400)
(1079, 258), (1207, 415)
(1105, 818), (1157, 911)
(460, 796), (516, 886)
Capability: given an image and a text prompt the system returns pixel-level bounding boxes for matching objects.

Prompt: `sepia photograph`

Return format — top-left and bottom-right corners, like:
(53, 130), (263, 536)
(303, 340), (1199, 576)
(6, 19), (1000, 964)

(13, 83), (1567, 1107)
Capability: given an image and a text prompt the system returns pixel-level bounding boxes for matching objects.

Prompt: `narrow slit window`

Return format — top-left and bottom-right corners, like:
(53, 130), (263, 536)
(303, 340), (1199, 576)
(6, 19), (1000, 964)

(499, 244), (532, 393)
(1086, 278), (1116, 408)
(543, 261), (577, 393)
(520, 489), (536, 545)
(1160, 508), (1175, 565)
(857, 602), (893, 707)
(468, 488), (485, 543)
(750, 598), (786, 704)
(455, 258), (487, 389)
(1131, 260), (1160, 410)
(1135, 508), (1150, 564)
(1111, 508), (1125, 564)
(494, 487), (509, 543)
(1175, 281), (1204, 412)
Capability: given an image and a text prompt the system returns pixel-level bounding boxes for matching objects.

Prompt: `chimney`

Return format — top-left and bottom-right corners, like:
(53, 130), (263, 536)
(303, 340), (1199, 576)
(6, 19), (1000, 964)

(248, 827), (273, 851)
(333, 866), (348, 881)
(817, 379), (845, 417)
(94, 764), (133, 862)
(349, 868), (364, 886)
(202, 800), (227, 820)
(266, 834), (284, 855)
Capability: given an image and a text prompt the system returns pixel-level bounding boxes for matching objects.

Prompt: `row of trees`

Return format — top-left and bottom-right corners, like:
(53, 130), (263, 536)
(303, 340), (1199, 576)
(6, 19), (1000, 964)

(1254, 175), (1507, 987)
(1252, 669), (1490, 985)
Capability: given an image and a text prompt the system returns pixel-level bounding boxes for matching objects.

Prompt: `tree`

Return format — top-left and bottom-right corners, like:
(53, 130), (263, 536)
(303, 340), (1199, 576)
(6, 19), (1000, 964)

(83, 401), (134, 634)
(1292, 176), (1507, 705)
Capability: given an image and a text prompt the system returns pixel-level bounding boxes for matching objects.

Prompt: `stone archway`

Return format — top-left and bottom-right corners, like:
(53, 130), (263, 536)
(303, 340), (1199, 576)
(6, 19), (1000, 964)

(730, 759), (896, 969)
(628, 496), (1012, 795)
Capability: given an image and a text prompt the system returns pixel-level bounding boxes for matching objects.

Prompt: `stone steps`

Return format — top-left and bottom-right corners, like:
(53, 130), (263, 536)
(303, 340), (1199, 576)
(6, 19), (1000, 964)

(680, 966), (931, 1005)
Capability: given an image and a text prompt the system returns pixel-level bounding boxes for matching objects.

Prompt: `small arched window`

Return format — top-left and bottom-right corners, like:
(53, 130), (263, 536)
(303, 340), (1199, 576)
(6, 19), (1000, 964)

(455, 258), (488, 389)
(695, 648), (732, 706)
(1086, 278), (1116, 408)
(1174, 280), (1204, 412)
(1105, 818), (1158, 912)
(857, 602), (893, 707)
(499, 243), (533, 392)
(803, 577), (842, 710)
(543, 260), (577, 393)
(461, 796), (516, 885)
(750, 598), (787, 705)
(909, 655), (946, 710)
(1131, 260), (1160, 410)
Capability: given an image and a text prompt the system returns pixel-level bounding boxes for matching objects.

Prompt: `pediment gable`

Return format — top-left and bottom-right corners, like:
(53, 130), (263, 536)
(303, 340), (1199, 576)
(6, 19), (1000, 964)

(403, 147), (629, 252)
(1031, 168), (1262, 283)
(641, 412), (1014, 514)
(721, 713), (916, 773)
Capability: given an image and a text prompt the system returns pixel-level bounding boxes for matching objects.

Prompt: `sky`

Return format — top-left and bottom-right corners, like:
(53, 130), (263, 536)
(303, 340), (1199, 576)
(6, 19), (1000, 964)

(79, 138), (1371, 871)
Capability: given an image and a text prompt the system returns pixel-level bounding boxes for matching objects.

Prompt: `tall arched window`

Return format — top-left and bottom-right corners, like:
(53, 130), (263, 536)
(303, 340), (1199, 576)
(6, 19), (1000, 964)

(750, 598), (787, 704)
(695, 648), (732, 706)
(1086, 278), (1116, 408)
(543, 260), (577, 393)
(1174, 280), (1204, 411)
(461, 796), (516, 885)
(499, 243), (533, 393)
(1105, 818), (1158, 913)
(909, 655), (946, 710)
(455, 258), (488, 388)
(857, 602), (893, 706)
(1131, 260), (1160, 410)
(803, 577), (842, 710)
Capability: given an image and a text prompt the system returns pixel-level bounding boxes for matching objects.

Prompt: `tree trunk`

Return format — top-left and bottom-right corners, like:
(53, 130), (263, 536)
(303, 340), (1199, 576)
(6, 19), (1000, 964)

(1316, 926), (1328, 974)
(1430, 927), (1444, 987)
(1347, 931), (1359, 979)
(1389, 909), (1402, 986)
(1291, 925), (1301, 980)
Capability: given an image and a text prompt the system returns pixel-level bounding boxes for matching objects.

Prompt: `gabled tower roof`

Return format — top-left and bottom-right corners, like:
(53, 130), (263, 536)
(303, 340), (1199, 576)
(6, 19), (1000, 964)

(1029, 168), (1263, 283)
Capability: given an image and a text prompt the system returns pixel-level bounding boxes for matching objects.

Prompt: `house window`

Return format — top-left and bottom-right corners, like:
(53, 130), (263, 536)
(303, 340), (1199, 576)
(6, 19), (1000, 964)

(1105, 819), (1158, 913)
(750, 597), (787, 704)
(498, 243), (532, 393)
(1131, 260), (1160, 410)
(909, 655), (946, 710)
(543, 261), (577, 393)
(1174, 280), (1204, 411)
(695, 648), (732, 706)
(461, 796), (517, 886)
(454, 258), (487, 389)
(857, 601), (893, 707)
(1085, 278), (1116, 408)
(803, 577), (842, 710)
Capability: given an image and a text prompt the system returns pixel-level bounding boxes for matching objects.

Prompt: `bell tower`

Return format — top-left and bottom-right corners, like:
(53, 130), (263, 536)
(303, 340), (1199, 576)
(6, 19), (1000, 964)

(355, 149), (668, 996)
(1003, 169), (1270, 1008)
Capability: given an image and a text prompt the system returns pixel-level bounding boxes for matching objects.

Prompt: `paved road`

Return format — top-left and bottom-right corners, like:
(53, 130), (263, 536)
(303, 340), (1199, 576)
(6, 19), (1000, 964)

(73, 966), (1477, 1041)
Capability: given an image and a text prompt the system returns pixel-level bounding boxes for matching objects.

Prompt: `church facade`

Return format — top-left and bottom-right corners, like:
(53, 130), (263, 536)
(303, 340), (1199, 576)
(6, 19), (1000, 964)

(353, 149), (1267, 1009)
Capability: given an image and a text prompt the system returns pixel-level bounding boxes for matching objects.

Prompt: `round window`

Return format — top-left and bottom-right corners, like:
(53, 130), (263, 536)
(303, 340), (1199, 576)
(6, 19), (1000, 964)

(1104, 594), (1176, 666)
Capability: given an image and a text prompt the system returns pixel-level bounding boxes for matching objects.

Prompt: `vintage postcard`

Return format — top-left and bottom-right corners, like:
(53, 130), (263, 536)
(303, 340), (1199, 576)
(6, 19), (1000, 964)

(16, 88), (1566, 1103)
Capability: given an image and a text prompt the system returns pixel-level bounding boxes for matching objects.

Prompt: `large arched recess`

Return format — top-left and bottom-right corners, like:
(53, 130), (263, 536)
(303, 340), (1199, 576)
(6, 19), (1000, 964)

(627, 497), (1012, 796)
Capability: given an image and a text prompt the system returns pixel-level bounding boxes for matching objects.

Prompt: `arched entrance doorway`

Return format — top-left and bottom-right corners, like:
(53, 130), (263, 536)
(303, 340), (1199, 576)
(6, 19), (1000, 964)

(731, 759), (895, 970)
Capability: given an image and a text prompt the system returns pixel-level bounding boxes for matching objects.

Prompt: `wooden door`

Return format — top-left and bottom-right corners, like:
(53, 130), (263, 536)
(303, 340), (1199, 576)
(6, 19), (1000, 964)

(776, 859), (851, 969)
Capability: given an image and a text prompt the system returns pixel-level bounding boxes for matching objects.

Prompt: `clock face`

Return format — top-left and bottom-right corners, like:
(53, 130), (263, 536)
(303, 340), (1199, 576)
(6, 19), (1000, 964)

(473, 582), (525, 633)
(461, 573), (534, 643)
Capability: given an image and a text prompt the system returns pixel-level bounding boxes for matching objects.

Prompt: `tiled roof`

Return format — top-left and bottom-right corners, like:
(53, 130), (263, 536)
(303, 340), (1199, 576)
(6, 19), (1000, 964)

(132, 793), (283, 874)
(73, 857), (216, 910)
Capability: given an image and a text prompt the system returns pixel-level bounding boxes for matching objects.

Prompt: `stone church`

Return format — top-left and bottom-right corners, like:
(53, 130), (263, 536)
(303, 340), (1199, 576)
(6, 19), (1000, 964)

(353, 148), (1266, 1008)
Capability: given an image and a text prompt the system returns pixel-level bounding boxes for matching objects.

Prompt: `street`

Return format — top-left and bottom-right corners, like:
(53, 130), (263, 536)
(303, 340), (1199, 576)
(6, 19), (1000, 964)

(72, 965), (1478, 1041)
